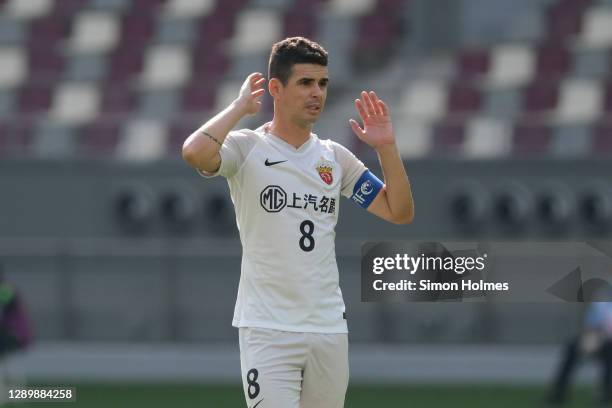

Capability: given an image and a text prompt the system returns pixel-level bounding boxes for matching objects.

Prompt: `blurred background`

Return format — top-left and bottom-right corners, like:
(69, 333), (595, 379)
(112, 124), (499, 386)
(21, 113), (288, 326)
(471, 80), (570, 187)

(0, 0), (611, 406)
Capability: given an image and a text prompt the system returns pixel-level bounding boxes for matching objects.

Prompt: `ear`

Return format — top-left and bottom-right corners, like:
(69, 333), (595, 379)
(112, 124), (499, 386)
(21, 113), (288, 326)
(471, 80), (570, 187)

(268, 78), (283, 99)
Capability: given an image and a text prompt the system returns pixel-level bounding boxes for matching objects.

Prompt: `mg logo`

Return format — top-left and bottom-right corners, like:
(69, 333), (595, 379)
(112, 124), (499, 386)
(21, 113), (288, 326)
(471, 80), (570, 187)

(260, 185), (287, 213)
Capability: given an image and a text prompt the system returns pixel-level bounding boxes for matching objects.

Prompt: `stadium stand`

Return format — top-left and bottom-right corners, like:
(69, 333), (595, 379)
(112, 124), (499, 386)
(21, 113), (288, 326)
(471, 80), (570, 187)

(0, 0), (609, 159)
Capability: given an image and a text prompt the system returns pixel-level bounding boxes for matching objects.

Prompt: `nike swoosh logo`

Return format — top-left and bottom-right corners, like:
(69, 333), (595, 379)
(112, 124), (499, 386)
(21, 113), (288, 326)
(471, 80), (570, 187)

(265, 159), (287, 166)
(249, 399), (264, 408)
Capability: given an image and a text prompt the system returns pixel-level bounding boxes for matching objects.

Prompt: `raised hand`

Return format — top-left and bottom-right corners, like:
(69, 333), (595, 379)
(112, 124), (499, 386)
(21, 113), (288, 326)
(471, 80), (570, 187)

(349, 91), (395, 150)
(236, 72), (267, 115)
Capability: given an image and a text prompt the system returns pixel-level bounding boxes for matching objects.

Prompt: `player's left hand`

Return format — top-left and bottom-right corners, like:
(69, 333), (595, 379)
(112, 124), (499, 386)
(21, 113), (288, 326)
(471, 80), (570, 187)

(349, 91), (395, 150)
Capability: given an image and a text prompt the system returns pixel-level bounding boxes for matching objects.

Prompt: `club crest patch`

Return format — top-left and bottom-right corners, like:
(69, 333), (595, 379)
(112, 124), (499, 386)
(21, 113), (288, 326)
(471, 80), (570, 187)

(316, 159), (334, 185)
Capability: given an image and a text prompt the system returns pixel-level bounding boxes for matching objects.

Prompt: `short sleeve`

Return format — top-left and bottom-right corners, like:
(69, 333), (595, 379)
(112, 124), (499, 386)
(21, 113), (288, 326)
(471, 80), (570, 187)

(197, 129), (258, 179)
(332, 142), (369, 198)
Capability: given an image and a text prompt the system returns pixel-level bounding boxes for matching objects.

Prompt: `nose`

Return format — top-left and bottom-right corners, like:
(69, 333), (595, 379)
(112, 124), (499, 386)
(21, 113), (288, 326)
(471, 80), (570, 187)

(312, 84), (324, 98)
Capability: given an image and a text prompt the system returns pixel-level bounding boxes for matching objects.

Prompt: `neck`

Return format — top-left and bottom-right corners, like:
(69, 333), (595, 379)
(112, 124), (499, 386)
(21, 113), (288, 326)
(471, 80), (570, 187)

(268, 117), (312, 149)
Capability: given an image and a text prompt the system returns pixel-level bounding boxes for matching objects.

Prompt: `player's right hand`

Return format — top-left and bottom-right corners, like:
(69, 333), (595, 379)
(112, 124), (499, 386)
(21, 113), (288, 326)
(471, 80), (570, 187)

(235, 72), (266, 115)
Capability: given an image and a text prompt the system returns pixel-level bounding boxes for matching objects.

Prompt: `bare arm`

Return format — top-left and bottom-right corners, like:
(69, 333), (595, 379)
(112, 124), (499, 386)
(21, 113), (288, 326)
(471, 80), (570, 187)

(182, 72), (266, 173)
(349, 91), (414, 224)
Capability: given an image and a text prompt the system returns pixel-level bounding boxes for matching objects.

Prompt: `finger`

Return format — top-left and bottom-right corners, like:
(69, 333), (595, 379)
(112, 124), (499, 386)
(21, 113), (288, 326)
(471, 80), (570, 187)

(369, 91), (384, 116)
(378, 99), (390, 117)
(253, 77), (266, 89)
(349, 119), (365, 140)
(355, 99), (369, 121)
(251, 88), (266, 99)
(361, 91), (377, 117)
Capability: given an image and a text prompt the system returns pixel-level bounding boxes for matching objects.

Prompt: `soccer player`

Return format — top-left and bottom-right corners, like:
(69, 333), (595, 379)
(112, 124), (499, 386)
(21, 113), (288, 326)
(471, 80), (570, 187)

(182, 37), (414, 408)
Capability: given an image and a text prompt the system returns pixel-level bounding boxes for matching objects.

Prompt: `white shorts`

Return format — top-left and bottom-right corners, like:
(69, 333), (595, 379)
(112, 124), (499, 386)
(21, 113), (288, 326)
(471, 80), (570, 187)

(238, 327), (349, 408)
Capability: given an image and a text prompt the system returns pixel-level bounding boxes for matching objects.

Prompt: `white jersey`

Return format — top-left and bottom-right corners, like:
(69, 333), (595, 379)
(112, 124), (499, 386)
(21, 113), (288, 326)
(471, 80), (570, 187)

(201, 124), (368, 333)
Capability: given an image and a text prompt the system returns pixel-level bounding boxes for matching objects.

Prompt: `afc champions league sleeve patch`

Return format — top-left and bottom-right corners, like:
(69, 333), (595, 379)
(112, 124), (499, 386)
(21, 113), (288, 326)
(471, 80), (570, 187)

(351, 170), (383, 208)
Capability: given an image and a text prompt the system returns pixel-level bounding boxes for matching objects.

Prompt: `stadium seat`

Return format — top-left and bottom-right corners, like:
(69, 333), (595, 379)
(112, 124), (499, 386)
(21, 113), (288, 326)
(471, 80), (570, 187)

(27, 15), (71, 47)
(571, 47), (610, 78)
(555, 78), (602, 122)
(464, 117), (512, 157)
(456, 48), (490, 80)
(99, 85), (137, 115)
(551, 123), (592, 156)
(164, 0), (216, 18)
(116, 118), (168, 161)
(107, 44), (145, 81)
(432, 119), (466, 154)
(4, 0), (53, 19)
(546, 0), (591, 42)
(141, 45), (191, 88)
(580, 6), (612, 47)
(592, 122), (612, 154)
(79, 119), (121, 155)
(447, 82), (482, 114)
(32, 121), (77, 157)
(181, 82), (217, 113)
(487, 44), (534, 87)
(18, 83), (54, 114)
(283, 11), (317, 39)
(513, 121), (553, 154)
(535, 43), (571, 79)
(482, 87), (523, 119)
(138, 88), (180, 119)
(64, 53), (108, 82)
(231, 9), (282, 54)
(68, 11), (120, 53)
(604, 82), (612, 112)
(0, 47), (27, 87)
(523, 79), (560, 113)
(400, 80), (447, 122)
(0, 120), (33, 156)
(27, 48), (64, 82)
(0, 89), (16, 117)
(0, 16), (26, 45)
(50, 82), (100, 125)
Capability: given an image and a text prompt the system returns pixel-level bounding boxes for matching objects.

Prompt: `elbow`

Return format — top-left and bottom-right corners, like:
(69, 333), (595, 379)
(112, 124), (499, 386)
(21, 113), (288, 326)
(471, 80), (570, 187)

(182, 142), (199, 168)
(392, 207), (414, 225)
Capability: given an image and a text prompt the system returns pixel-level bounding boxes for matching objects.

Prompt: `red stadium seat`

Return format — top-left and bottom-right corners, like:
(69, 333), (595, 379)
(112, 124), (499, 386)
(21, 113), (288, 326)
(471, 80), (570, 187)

(108, 45), (145, 81)
(523, 80), (560, 113)
(447, 82), (482, 113)
(196, 14), (236, 43)
(121, 13), (155, 44)
(546, 0), (592, 43)
(433, 120), (466, 153)
(513, 121), (552, 155)
(27, 16), (71, 47)
(100, 85), (137, 115)
(27, 48), (65, 82)
(192, 50), (229, 78)
(535, 44), (571, 79)
(167, 119), (203, 157)
(52, 0), (86, 16)
(181, 84), (217, 113)
(283, 11), (317, 40)
(593, 123), (612, 155)
(456, 48), (490, 80)
(18, 84), (54, 114)
(80, 120), (121, 156)
(0, 120), (34, 156)
(130, 0), (168, 14)
(603, 82), (612, 113)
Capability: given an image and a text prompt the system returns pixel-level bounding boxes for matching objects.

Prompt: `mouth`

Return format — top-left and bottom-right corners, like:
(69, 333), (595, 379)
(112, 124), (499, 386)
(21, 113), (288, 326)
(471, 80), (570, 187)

(305, 103), (321, 113)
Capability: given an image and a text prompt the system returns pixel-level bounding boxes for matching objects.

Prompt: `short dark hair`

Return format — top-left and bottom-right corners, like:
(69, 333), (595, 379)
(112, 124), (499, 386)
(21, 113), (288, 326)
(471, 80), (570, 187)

(268, 37), (328, 85)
